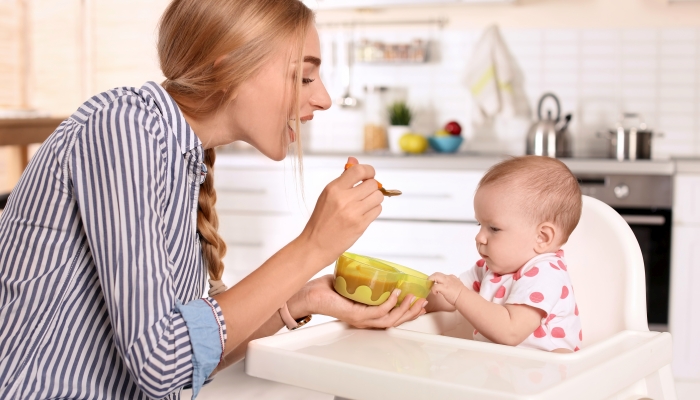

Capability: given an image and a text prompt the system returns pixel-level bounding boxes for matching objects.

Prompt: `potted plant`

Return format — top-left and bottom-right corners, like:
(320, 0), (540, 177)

(387, 101), (412, 154)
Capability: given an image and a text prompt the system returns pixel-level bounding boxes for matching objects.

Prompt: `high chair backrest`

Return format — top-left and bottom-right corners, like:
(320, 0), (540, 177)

(561, 195), (649, 346)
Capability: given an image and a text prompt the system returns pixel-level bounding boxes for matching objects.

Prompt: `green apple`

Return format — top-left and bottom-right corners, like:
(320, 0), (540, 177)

(399, 133), (428, 154)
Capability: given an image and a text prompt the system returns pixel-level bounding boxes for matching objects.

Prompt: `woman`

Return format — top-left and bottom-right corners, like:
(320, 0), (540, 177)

(0, 1), (427, 399)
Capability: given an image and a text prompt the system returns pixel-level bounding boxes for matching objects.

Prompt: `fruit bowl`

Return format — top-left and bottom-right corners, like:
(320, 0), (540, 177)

(333, 252), (433, 306)
(333, 253), (403, 306)
(428, 136), (463, 153)
(370, 258), (434, 306)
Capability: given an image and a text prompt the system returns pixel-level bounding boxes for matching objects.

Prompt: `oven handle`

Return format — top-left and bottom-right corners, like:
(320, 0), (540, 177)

(620, 214), (666, 226)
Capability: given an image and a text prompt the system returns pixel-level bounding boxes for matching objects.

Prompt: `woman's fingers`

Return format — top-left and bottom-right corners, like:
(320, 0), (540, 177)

(392, 299), (428, 327)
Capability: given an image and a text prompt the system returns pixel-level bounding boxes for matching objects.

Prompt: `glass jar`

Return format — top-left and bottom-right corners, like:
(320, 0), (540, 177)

(363, 85), (388, 152)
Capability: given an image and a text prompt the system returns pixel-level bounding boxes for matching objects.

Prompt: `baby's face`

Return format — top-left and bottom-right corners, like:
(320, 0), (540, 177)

(473, 184), (540, 275)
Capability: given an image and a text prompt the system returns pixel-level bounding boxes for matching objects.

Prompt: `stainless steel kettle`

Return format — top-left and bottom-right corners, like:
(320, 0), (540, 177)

(526, 93), (572, 158)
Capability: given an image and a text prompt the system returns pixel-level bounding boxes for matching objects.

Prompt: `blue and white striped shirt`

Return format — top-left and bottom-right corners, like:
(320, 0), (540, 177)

(0, 82), (227, 399)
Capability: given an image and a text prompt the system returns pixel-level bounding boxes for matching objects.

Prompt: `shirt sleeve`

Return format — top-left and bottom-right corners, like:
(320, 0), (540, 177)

(506, 260), (569, 316)
(68, 95), (225, 399)
(459, 259), (487, 293)
(176, 297), (227, 398)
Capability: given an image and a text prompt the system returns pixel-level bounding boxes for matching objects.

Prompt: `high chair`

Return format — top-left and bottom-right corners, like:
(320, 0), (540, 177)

(245, 196), (675, 400)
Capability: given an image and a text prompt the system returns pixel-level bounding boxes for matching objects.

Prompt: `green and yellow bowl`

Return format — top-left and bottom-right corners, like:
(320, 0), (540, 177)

(333, 252), (433, 307)
(371, 257), (434, 306)
(333, 253), (403, 306)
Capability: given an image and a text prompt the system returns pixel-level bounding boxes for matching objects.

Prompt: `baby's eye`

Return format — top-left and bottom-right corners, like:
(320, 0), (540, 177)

(490, 226), (500, 232)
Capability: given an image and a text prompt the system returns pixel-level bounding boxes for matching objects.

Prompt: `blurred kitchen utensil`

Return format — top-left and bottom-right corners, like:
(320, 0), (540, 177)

(335, 39), (359, 108)
(344, 163), (401, 197)
(525, 93), (572, 158)
(597, 113), (663, 161)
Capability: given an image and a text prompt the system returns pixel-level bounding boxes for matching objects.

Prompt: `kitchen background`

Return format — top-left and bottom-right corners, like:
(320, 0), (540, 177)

(2, 0), (700, 398)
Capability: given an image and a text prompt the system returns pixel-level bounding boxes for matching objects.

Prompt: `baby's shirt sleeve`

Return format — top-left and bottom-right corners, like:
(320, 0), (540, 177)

(459, 259), (487, 293)
(506, 261), (570, 316)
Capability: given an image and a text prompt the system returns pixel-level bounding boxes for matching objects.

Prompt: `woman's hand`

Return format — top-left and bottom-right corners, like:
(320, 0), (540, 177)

(302, 275), (427, 328)
(299, 157), (384, 266)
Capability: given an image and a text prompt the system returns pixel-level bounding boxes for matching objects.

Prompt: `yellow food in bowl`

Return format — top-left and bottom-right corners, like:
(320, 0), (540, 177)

(333, 252), (433, 307)
(334, 253), (403, 306)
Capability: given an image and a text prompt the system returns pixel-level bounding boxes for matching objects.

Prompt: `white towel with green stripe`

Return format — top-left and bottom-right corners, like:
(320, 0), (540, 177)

(465, 25), (530, 126)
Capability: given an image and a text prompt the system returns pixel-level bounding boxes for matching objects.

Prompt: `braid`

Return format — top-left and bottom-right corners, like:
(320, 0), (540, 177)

(197, 148), (227, 281)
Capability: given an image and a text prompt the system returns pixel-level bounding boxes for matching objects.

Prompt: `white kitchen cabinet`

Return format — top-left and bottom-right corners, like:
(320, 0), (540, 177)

(673, 175), (700, 225)
(303, 0), (514, 9)
(669, 173), (700, 380)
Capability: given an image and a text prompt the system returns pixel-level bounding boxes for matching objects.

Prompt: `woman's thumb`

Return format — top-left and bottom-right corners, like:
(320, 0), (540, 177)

(347, 156), (359, 165)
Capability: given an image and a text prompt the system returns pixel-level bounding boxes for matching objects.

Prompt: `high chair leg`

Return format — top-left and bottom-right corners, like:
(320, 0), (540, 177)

(645, 364), (677, 400)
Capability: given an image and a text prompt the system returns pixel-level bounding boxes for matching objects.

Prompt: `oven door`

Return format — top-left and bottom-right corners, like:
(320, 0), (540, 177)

(614, 207), (672, 329)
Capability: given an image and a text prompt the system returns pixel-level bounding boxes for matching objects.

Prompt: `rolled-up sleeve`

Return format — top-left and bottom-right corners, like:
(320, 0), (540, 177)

(69, 95), (225, 399)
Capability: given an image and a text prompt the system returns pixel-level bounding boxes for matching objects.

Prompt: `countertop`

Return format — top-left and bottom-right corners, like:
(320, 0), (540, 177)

(216, 149), (693, 176)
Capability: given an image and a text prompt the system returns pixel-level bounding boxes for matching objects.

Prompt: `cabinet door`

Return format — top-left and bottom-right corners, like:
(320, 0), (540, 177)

(218, 214), (306, 286)
(347, 220), (480, 277)
(673, 175), (700, 225)
(303, 168), (482, 222)
(669, 225), (700, 380)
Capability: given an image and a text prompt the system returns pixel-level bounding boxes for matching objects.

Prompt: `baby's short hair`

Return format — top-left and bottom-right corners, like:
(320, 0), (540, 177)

(478, 155), (582, 242)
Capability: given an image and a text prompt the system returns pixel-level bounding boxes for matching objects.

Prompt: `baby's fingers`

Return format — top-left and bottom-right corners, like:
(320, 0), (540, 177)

(429, 272), (447, 284)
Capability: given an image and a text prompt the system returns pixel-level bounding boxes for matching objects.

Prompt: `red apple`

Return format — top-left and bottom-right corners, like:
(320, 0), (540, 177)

(444, 121), (462, 135)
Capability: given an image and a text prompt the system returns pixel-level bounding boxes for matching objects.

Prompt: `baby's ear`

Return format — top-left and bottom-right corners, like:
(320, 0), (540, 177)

(534, 222), (556, 253)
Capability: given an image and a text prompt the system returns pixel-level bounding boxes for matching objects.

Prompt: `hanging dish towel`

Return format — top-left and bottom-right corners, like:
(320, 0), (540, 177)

(465, 25), (531, 126)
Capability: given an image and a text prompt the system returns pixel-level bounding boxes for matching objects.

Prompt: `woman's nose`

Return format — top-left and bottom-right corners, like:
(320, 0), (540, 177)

(311, 79), (332, 111)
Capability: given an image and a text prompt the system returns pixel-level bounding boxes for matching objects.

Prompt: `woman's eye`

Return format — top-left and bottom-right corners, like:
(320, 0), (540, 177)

(302, 78), (315, 85)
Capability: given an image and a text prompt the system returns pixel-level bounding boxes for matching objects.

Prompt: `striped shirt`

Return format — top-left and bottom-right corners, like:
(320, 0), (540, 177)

(0, 82), (227, 399)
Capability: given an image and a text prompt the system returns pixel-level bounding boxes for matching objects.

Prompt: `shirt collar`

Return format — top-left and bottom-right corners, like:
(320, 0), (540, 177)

(141, 81), (203, 156)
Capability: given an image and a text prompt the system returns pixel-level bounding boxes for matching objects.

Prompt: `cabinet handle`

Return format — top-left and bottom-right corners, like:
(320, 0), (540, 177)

(218, 188), (267, 195)
(398, 193), (452, 199)
(227, 241), (264, 248)
(620, 215), (666, 226)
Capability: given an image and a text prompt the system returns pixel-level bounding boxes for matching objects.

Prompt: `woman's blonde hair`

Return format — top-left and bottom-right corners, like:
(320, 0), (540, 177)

(157, 0), (314, 282)
(478, 156), (582, 243)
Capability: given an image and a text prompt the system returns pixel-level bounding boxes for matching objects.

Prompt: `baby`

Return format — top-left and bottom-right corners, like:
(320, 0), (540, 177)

(428, 155), (583, 353)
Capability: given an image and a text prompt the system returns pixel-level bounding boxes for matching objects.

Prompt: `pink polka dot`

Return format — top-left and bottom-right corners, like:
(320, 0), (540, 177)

(561, 286), (569, 299)
(556, 249), (565, 257)
(546, 314), (556, 324)
(513, 268), (522, 281)
(557, 260), (568, 271)
(579, 330), (582, 341)
(533, 326), (546, 338)
(490, 274), (502, 283)
(476, 259), (485, 267)
(530, 292), (544, 303)
(575, 304), (579, 316)
(551, 327), (566, 338)
(574, 346), (580, 352)
(524, 266), (539, 277)
(529, 371), (543, 384)
(473, 281), (481, 292)
(495, 286), (506, 298)
(549, 262), (560, 270)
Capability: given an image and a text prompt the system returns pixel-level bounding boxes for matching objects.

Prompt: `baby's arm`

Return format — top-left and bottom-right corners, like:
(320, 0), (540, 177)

(430, 273), (545, 346)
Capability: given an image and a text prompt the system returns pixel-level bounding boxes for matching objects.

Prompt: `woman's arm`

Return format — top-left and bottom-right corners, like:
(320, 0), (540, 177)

(213, 163), (391, 356)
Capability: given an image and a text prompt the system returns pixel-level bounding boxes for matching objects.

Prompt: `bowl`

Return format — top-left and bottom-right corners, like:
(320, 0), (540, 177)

(333, 252), (403, 306)
(370, 258), (434, 306)
(428, 135), (464, 153)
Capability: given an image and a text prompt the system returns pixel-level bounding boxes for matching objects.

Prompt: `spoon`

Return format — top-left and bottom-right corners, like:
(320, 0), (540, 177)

(344, 162), (402, 197)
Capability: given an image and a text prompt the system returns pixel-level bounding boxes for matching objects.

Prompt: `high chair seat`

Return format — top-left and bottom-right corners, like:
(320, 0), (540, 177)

(245, 196), (676, 399)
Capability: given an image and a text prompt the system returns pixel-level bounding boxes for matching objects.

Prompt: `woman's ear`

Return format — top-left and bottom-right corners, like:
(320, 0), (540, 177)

(534, 222), (557, 253)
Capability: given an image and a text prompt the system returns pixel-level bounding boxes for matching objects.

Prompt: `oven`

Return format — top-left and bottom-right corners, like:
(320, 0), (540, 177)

(576, 174), (672, 330)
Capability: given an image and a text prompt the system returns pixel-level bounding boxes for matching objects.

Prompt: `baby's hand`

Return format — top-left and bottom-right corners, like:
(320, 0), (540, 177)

(429, 272), (465, 306)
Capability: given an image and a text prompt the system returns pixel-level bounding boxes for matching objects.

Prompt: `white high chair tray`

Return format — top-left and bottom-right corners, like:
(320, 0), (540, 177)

(245, 313), (672, 400)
